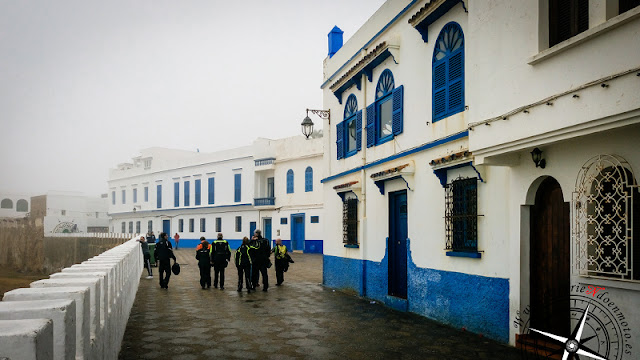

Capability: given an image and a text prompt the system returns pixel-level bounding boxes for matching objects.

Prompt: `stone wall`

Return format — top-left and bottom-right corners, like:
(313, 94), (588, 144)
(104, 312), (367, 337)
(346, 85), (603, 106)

(0, 238), (142, 359)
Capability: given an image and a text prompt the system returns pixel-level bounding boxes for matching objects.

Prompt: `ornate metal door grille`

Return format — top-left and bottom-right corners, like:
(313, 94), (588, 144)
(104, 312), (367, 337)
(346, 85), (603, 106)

(343, 198), (358, 245)
(573, 155), (639, 280)
(445, 177), (479, 252)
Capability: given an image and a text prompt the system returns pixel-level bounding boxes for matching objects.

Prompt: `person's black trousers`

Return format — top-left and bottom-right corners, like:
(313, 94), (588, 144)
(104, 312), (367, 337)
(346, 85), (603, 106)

(213, 263), (226, 288)
(143, 253), (153, 276)
(251, 262), (268, 290)
(237, 265), (252, 291)
(275, 259), (286, 285)
(199, 265), (211, 288)
(158, 260), (171, 288)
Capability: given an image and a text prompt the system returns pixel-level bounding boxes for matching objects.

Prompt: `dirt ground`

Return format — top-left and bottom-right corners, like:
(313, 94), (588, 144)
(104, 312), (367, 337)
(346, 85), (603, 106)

(0, 265), (47, 300)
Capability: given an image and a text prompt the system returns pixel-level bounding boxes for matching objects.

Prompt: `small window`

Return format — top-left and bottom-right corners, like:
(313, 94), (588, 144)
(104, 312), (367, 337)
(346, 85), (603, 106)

(144, 159), (152, 169)
(216, 217), (222, 232)
(136, 221), (141, 233)
(157, 184), (162, 209)
(267, 177), (275, 198)
(234, 174), (242, 202)
(144, 187), (149, 202)
(178, 219), (184, 232)
(281, 217), (287, 225)
(305, 167), (313, 192)
(174, 182), (180, 207)
(112, 191), (115, 205)
(122, 190), (126, 204)
(549, 0), (589, 47)
(129, 221), (134, 234)
(208, 177), (215, 205)
(433, 22), (465, 122)
(343, 195), (358, 245)
(235, 216), (242, 232)
(189, 218), (195, 232)
(337, 94), (362, 160)
(184, 181), (190, 207)
(311, 216), (319, 223)
(16, 199), (28, 212)
(147, 220), (153, 232)
(287, 170), (294, 194)
(445, 177), (478, 252)
(200, 218), (206, 232)
(121, 222), (126, 233)
(61, 210), (66, 216)
(133, 188), (138, 204)
(366, 69), (403, 147)
(195, 179), (201, 206)
(0, 199), (12, 209)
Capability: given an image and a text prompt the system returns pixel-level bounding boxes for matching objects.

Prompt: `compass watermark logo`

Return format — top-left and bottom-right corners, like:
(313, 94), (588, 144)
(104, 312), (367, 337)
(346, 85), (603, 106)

(514, 285), (633, 359)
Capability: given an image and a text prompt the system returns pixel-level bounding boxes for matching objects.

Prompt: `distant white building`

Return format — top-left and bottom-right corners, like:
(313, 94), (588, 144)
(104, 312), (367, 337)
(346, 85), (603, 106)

(36, 191), (110, 234)
(108, 136), (324, 251)
(320, 0), (640, 352)
(0, 191), (31, 218)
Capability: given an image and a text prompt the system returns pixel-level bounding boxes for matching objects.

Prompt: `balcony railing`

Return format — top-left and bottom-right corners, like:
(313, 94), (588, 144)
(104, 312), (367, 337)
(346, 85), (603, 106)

(254, 197), (275, 206)
(254, 158), (275, 166)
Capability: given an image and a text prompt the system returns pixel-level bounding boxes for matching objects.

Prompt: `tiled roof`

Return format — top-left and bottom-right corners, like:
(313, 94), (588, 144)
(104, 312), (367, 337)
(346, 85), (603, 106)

(408, 1), (440, 25)
(429, 150), (471, 166)
(329, 42), (387, 91)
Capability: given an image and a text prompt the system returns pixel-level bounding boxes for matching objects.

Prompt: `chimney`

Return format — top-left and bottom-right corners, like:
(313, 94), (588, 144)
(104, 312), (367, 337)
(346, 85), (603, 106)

(328, 26), (344, 58)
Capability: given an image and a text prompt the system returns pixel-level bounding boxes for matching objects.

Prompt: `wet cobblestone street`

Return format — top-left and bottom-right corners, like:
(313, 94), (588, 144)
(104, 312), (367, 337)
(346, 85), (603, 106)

(119, 250), (521, 359)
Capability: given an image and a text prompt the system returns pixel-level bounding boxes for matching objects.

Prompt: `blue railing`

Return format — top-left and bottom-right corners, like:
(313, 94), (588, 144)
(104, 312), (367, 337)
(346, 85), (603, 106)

(254, 197), (275, 206)
(254, 158), (275, 166)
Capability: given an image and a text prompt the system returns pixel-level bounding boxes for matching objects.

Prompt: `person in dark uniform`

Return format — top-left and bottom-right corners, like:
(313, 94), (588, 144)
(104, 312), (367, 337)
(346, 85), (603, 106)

(137, 236), (153, 279)
(154, 232), (176, 289)
(211, 233), (231, 290)
(195, 237), (212, 289)
(249, 229), (271, 291)
(235, 237), (253, 292)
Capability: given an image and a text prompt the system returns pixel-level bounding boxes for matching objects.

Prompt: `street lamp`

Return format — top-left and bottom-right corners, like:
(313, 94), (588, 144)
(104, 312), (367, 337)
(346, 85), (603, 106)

(530, 147), (546, 169)
(302, 109), (330, 139)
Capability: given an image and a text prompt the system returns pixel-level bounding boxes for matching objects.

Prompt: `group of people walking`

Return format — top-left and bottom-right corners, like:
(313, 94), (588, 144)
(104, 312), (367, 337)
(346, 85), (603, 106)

(137, 229), (293, 292)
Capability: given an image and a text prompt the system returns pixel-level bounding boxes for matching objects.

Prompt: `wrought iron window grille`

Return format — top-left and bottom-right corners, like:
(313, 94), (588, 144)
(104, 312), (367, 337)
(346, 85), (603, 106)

(343, 198), (358, 245)
(445, 176), (481, 252)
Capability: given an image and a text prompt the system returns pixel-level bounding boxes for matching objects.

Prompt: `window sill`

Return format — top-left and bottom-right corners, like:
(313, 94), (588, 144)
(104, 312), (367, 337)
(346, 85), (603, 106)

(433, 107), (465, 123)
(344, 150), (358, 159)
(376, 135), (394, 146)
(446, 251), (481, 259)
(344, 244), (360, 248)
(528, 7), (640, 65)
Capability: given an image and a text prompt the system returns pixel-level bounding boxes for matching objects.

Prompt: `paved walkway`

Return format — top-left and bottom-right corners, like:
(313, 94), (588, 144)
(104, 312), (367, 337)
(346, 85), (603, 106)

(119, 250), (521, 359)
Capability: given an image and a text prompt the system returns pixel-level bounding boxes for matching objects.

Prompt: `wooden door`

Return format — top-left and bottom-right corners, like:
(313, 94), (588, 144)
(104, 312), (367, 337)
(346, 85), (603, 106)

(389, 190), (408, 298)
(530, 177), (570, 335)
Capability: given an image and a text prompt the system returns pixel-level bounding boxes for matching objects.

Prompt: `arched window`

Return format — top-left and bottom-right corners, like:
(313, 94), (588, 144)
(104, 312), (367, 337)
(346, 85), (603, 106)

(16, 199), (28, 212)
(366, 69), (403, 147)
(286, 169), (294, 194)
(305, 167), (313, 192)
(1, 198), (13, 209)
(337, 94), (362, 159)
(433, 22), (464, 122)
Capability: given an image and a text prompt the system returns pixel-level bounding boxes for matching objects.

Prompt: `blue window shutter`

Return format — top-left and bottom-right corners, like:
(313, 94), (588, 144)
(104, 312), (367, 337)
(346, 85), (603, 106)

(392, 85), (404, 136)
(234, 174), (241, 202)
(286, 170), (294, 194)
(208, 178), (215, 204)
(184, 181), (190, 207)
(448, 51), (464, 112)
(336, 121), (344, 160)
(355, 110), (363, 151)
(433, 61), (447, 120)
(157, 185), (162, 209)
(195, 179), (201, 206)
(366, 103), (376, 148)
(305, 167), (313, 192)
(174, 182), (179, 207)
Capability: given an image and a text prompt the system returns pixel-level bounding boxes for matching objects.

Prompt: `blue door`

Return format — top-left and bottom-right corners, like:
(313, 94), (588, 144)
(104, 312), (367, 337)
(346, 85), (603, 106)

(263, 218), (272, 242)
(291, 214), (305, 251)
(162, 220), (171, 238)
(249, 221), (256, 238)
(389, 191), (408, 298)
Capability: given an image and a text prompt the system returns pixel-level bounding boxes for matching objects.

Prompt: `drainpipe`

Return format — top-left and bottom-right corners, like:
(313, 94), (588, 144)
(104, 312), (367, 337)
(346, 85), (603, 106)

(361, 72), (368, 297)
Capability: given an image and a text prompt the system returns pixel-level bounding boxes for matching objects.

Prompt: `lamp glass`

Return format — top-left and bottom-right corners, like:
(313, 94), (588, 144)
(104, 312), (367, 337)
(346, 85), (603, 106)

(301, 115), (314, 138)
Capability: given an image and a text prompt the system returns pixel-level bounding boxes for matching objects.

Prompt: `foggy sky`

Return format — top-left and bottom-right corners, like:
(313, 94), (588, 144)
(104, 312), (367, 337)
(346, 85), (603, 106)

(0, 0), (385, 197)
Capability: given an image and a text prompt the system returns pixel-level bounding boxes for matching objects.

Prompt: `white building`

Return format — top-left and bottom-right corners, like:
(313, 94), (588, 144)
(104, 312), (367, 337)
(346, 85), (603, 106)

(0, 191), (31, 218)
(108, 136), (324, 251)
(38, 191), (110, 234)
(320, 0), (640, 354)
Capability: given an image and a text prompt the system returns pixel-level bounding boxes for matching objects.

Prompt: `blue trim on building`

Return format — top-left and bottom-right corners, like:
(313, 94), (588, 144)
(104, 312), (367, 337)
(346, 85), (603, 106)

(171, 238), (244, 250)
(321, 130), (469, 183)
(109, 202), (253, 216)
(446, 251), (481, 258)
(323, 239), (509, 343)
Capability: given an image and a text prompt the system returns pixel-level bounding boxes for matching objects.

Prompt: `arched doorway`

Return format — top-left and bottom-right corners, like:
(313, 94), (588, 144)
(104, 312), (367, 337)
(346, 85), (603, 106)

(530, 176), (570, 335)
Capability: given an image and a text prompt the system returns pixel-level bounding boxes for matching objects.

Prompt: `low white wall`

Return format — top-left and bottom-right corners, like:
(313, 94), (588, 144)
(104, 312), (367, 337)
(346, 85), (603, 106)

(0, 237), (142, 360)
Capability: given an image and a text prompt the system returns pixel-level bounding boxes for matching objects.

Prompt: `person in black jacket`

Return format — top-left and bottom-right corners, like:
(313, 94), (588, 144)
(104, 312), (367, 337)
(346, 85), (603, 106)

(154, 232), (176, 289)
(195, 237), (212, 289)
(211, 233), (231, 290)
(249, 229), (271, 291)
(235, 237), (252, 292)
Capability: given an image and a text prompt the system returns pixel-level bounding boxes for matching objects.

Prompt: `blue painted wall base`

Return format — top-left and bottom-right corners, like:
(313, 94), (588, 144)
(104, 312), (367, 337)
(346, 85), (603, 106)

(323, 240), (509, 343)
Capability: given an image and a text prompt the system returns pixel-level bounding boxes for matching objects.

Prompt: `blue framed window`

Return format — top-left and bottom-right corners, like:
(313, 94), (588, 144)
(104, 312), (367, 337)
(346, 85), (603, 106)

(144, 187), (148, 202)
(234, 174), (241, 202)
(122, 190), (126, 204)
(178, 219), (184, 232)
(433, 22), (465, 122)
(189, 218), (194, 232)
(195, 179), (201, 206)
(336, 94), (362, 160)
(366, 69), (403, 147)
(136, 221), (140, 233)
(215, 217), (222, 232)
(184, 181), (190, 207)
(133, 188), (137, 204)
(208, 177), (215, 204)
(281, 217), (287, 225)
(305, 167), (313, 192)
(200, 218), (206, 232)
(112, 191), (115, 205)
(157, 185), (162, 209)
(121, 222), (126, 233)
(147, 220), (152, 232)
(235, 216), (242, 232)
(445, 177), (478, 252)
(174, 182), (179, 207)
(311, 216), (319, 223)
(286, 169), (294, 194)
